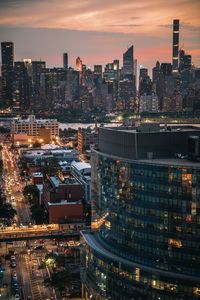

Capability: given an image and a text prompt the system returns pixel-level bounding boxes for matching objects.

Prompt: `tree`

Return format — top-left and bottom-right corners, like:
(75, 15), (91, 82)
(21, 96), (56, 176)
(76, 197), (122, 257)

(23, 185), (39, 205)
(30, 204), (48, 224)
(44, 270), (71, 293)
(0, 203), (16, 219)
(45, 253), (64, 268)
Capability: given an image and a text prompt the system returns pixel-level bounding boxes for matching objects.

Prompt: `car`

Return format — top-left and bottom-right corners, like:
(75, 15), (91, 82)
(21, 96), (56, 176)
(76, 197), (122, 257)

(10, 262), (16, 268)
(11, 281), (18, 288)
(12, 273), (17, 280)
(12, 270), (17, 276)
(11, 255), (16, 261)
(33, 245), (44, 250)
(14, 293), (20, 300)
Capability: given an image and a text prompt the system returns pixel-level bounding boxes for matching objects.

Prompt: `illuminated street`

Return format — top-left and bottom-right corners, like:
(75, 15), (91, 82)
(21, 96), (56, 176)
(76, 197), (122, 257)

(0, 144), (74, 300)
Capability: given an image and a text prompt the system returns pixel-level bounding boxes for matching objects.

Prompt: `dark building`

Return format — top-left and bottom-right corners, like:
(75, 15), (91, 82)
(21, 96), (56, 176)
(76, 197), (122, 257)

(1, 41), (14, 107)
(81, 125), (200, 300)
(13, 61), (31, 109)
(152, 61), (160, 84)
(63, 52), (68, 70)
(179, 49), (191, 72)
(172, 19), (180, 73)
(123, 45), (134, 78)
(94, 65), (102, 78)
(32, 60), (46, 107)
(139, 67), (152, 96)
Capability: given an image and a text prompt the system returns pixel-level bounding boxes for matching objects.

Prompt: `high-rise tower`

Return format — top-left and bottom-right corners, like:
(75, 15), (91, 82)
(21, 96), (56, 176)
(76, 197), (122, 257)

(172, 19), (179, 73)
(122, 45), (136, 98)
(1, 41), (14, 106)
(123, 45), (134, 77)
(63, 52), (68, 69)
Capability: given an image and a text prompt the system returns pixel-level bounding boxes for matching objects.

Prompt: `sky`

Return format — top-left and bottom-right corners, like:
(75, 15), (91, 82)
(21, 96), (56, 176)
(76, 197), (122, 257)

(0, 0), (200, 75)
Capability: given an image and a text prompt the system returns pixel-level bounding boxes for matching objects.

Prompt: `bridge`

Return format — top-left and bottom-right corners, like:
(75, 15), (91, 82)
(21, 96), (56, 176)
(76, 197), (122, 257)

(0, 223), (85, 242)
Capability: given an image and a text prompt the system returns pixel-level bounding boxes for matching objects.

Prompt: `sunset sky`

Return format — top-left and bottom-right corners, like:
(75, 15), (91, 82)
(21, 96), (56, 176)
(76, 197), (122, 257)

(0, 0), (200, 74)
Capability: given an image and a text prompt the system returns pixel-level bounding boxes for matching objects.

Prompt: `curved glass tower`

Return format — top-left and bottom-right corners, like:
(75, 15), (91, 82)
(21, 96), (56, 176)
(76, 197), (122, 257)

(81, 126), (200, 300)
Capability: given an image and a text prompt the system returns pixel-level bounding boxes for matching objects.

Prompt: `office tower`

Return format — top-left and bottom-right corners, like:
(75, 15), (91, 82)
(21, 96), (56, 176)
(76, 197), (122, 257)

(32, 61), (46, 107)
(172, 19), (180, 73)
(94, 65), (102, 78)
(179, 49), (192, 72)
(1, 41), (14, 107)
(65, 68), (79, 103)
(103, 60), (119, 81)
(139, 67), (152, 96)
(123, 45), (134, 77)
(81, 125), (200, 299)
(41, 67), (66, 108)
(13, 61), (31, 109)
(160, 63), (172, 77)
(152, 61), (160, 83)
(122, 45), (136, 98)
(63, 52), (68, 69)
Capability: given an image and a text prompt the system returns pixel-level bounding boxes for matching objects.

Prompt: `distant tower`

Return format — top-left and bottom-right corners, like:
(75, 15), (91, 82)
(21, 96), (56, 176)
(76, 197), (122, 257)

(76, 57), (82, 72)
(123, 45), (134, 77)
(172, 19), (180, 73)
(1, 41), (14, 106)
(63, 52), (68, 69)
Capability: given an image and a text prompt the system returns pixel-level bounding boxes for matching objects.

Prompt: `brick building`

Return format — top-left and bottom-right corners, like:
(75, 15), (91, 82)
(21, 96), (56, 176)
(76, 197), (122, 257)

(43, 175), (84, 223)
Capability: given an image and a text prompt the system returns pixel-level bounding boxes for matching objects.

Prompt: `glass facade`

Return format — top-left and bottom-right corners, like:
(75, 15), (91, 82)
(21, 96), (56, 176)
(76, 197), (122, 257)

(81, 143), (200, 299)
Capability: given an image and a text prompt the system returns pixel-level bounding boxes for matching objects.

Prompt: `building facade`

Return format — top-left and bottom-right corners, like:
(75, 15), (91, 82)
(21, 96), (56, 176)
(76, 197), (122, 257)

(1, 41), (14, 107)
(81, 126), (200, 300)
(11, 115), (59, 140)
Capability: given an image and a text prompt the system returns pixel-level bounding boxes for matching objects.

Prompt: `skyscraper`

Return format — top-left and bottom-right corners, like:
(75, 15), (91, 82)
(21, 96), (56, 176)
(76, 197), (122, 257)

(81, 125), (200, 300)
(63, 52), (68, 70)
(1, 41), (14, 107)
(123, 45), (134, 78)
(122, 45), (136, 100)
(13, 61), (31, 109)
(172, 19), (180, 73)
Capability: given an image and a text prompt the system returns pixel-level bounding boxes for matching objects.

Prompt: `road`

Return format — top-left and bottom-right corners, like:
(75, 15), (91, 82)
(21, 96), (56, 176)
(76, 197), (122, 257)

(1, 144), (58, 300)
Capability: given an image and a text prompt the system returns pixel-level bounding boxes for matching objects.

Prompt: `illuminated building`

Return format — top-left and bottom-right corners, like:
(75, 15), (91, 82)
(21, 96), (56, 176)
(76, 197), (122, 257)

(1, 41), (14, 107)
(13, 61), (31, 109)
(81, 125), (200, 299)
(172, 19), (179, 73)
(11, 114), (59, 141)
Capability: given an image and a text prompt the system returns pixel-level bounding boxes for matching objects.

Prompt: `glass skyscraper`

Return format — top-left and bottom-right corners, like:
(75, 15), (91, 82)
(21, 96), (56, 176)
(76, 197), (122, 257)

(1, 41), (14, 106)
(81, 125), (200, 300)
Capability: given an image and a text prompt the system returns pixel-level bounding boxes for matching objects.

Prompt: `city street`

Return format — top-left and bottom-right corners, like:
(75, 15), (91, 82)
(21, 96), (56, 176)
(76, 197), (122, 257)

(0, 144), (59, 300)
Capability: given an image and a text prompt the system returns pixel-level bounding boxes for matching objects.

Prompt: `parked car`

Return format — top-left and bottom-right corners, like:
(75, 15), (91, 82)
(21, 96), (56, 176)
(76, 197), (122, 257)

(10, 261), (16, 268)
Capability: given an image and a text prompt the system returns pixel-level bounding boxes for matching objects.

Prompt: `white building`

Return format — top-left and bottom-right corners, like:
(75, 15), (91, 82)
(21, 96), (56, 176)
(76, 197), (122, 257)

(11, 115), (59, 140)
(71, 161), (91, 202)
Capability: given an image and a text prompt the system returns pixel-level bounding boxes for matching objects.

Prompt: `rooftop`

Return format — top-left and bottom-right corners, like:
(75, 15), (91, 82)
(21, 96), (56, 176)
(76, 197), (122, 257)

(32, 172), (43, 177)
(49, 176), (62, 188)
(48, 200), (81, 206)
(71, 161), (91, 171)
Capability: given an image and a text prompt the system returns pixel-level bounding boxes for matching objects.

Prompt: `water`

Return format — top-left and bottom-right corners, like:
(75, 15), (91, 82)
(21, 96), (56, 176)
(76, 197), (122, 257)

(59, 122), (122, 130)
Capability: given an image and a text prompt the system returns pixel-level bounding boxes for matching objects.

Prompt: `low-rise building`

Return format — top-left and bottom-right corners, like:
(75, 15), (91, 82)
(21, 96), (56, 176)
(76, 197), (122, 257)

(43, 175), (84, 223)
(77, 128), (98, 156)
(71, 161), (91, 202)
(11, 114), (59, 143)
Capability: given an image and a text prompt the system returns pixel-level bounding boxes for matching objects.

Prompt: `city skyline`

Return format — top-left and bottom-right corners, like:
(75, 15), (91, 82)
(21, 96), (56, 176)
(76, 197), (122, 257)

(0, 0), (200, 73)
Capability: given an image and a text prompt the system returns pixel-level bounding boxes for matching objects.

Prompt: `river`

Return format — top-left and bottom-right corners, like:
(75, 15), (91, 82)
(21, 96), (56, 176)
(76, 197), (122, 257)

(59, 122), (122, 130)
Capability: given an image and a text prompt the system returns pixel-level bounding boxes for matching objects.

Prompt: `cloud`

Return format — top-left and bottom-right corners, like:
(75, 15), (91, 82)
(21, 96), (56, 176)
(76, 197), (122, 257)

(107, 24), (142, 28)
(0, 0), (47, 8)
